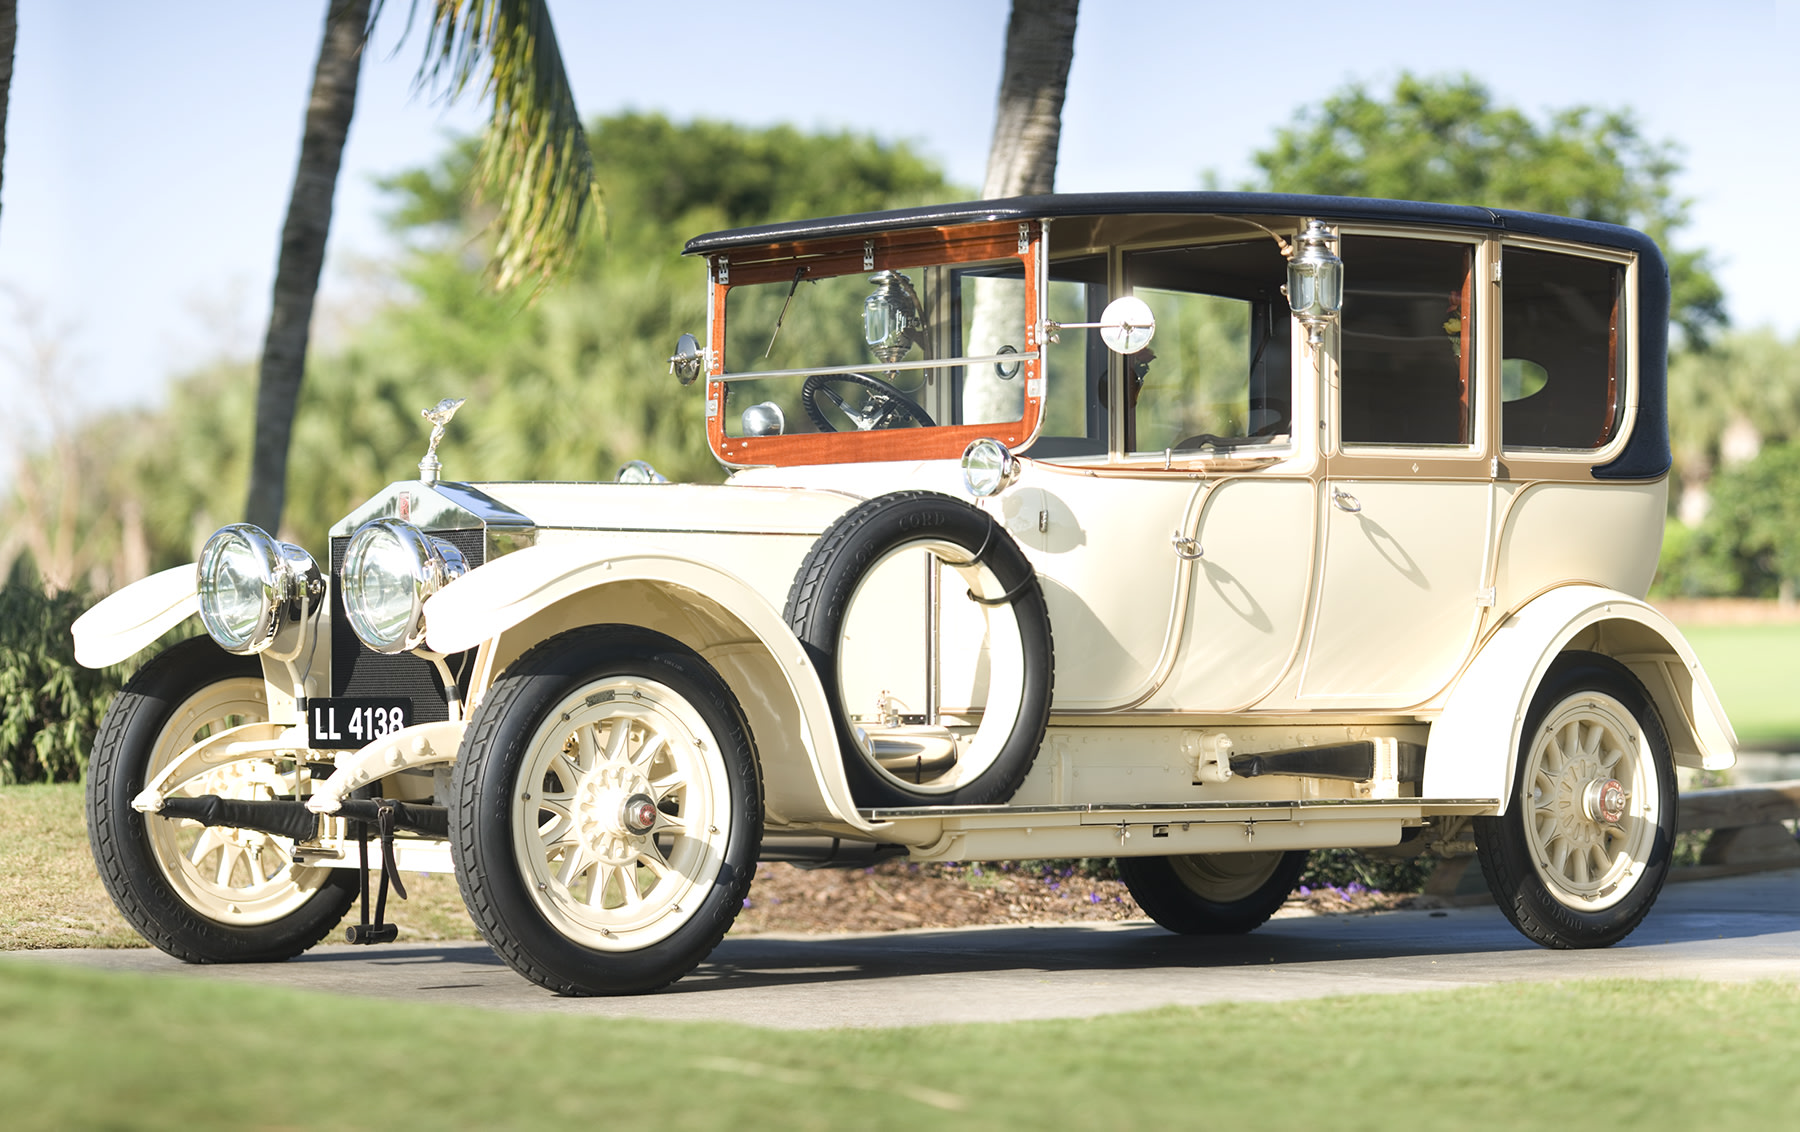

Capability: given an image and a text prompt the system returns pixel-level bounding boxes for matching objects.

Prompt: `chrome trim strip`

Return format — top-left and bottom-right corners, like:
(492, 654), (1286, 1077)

(715, 351), (1041, 384)
(862, 797), (1500, 821)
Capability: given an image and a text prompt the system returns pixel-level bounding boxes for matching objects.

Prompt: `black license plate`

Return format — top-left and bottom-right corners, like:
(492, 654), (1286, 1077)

(306, 698), (413, 750)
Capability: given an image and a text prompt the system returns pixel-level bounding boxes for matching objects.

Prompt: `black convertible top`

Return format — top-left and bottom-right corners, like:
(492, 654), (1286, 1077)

(681, 191), (1663, 263)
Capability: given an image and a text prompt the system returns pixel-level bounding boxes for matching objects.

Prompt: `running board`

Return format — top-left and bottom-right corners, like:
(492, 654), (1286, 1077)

(861, 797), (1498, 822)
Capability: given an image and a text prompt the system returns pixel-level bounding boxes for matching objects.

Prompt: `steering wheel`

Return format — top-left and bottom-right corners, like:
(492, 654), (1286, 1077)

(801, 372), (936, 433)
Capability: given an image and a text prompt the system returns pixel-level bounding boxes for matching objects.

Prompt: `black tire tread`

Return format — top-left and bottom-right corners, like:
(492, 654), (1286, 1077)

(1473, 651), (1676, 950)
(1118, 850), (1309, 936)
(450, 626), (761, 996)
(86, 637), (356, 963)
(783, 491), (1054, 808)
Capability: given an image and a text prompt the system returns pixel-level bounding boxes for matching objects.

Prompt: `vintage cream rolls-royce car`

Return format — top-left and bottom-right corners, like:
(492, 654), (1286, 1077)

(74, 193), (1737, 994)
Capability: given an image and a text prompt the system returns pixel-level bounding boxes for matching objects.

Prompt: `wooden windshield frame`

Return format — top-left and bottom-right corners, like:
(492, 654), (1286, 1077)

(706, 219), (1044, 467)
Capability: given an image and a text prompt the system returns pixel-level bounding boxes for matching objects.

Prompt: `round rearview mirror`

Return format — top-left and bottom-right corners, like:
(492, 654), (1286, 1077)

(1097, 296), (1155, 354)
(669, 332), (704, 385)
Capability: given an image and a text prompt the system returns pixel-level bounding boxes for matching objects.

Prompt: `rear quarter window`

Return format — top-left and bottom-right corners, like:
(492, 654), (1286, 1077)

(1501, 248), (1626, 451)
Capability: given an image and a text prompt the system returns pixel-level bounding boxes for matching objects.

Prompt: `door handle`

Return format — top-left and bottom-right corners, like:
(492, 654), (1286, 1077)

(1331, 487), (1361, 513)
(1170, 531), (1205, 560)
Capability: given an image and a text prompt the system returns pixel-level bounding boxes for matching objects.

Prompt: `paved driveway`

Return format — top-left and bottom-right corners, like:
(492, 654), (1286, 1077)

(16, 869), (1799, 1029)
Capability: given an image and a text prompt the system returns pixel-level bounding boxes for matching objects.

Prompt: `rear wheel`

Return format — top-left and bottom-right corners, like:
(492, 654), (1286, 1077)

(86, 637), (355, 962)
(1475, 652), (1676, 949)
(451, 627), (761, 995)
(1118, 850), (1307, 935)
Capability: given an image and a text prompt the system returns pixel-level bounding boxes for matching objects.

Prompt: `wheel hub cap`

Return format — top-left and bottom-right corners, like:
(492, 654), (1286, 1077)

(1582, 777), (1627, 825)
(574, 764), (657, 866)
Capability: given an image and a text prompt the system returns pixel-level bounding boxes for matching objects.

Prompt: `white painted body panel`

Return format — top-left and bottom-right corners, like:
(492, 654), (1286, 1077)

(1298, 479), (1491, 705)
(1493, 479), (1667, 606)
(1423, 584), (1737, 808)
(71, 564), (200, 668)
(423, 538), (871, 831)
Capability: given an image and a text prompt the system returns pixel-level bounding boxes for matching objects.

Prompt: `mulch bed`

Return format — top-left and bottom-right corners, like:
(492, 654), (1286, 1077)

(729, 860), (1419, 935)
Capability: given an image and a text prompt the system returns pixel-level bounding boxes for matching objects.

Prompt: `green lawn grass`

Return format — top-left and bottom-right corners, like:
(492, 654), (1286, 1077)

(1, 962), (1796, 1130)
(0, 784), (479, 951)
(1674, 622), (1800, 749)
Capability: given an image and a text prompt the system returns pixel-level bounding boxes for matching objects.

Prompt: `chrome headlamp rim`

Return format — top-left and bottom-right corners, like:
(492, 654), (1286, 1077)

(196, 524), (322, 656)
(960, 437), (1019, 498)
(341, 518), (468, 654)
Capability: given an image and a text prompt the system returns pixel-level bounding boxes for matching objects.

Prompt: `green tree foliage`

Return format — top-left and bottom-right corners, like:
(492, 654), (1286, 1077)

(1251, 72), (1725, 346)
(0, 578), (125, 783)
(1668, 329), (1800, 491)
(1675, 441), (1800, 602)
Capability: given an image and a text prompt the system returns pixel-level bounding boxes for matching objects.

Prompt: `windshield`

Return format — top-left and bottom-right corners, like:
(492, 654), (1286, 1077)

(705, 220), (1049, 467)
(720, 258), (1030, 438)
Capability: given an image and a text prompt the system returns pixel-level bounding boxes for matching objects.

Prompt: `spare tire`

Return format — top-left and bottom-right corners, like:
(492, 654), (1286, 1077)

(784, 491), (1054, 808)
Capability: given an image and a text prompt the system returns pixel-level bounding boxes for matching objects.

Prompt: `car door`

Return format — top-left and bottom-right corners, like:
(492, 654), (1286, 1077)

(1020, 236), (1316, 712)
(1299, 232), (1495, 706)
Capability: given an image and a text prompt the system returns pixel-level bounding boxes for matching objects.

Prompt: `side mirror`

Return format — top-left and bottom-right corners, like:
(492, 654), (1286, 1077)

(669, 333), (704, 385)
(1046, 295), (1156, 354)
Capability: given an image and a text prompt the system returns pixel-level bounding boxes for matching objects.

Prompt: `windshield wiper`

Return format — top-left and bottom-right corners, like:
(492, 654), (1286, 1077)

(764, 266), (809, 358)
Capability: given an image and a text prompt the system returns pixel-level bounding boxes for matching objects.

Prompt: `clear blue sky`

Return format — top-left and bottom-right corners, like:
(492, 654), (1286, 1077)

(2, 0), (1797, 448)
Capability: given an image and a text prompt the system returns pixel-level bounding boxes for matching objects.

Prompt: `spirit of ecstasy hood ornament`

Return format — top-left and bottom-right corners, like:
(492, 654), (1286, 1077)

(418, 397), (466, 484)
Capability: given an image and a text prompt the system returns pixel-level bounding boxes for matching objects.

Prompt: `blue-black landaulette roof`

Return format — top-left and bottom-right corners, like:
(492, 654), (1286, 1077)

(680, 192), (1662, 262)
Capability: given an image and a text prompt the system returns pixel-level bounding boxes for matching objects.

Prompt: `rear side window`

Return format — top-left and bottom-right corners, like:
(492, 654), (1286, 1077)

(1501, 248), (1626, 451)
(1338, 236), (1475, 447)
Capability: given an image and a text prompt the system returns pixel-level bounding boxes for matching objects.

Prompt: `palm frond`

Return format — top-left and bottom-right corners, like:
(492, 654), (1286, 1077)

(416, 0), (600, 293)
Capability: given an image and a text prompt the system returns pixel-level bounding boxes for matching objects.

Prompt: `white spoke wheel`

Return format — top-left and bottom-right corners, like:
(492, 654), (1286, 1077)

(1118, 849), (1308, 935)
(86, 637), (355, 962)
(1476, 652), (1676, 949)
(452, 627), (761, 996)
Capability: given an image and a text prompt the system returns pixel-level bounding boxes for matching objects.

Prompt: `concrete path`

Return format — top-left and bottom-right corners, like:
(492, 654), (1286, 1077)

(14, 869), (1799, 1029)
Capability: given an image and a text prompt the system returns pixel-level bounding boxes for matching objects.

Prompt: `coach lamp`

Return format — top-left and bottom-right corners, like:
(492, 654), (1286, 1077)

(1286, 218), (1344, 346)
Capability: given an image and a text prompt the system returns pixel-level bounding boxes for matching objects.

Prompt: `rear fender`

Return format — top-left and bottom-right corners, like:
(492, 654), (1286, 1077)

(71, 564), (199, 669)
(1424, 584), (1737, 812)
(424, 540), (866, 831)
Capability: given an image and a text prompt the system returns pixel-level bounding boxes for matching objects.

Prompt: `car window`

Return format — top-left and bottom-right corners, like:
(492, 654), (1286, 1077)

(1122, 240), (1292, 455)
(1501, 248), (1626, 451)
(1338, 236), (1475, 448)
(1028, 256), (1109, 457)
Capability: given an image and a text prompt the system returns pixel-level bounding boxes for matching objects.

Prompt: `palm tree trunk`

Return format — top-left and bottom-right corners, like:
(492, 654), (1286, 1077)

(0, 0), (18, 223)
(981, 0), (1079, 198)
(245, 0), (370, 534)
(965, 0), (1078, 422)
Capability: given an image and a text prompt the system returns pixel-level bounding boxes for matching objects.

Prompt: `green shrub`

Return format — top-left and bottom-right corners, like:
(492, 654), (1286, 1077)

(0, 583), (125, 784)
(1298, 848), (1439, 894)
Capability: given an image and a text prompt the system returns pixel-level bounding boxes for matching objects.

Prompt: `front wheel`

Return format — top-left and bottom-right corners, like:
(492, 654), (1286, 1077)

(1118, 850), (1308, 935)
(86, 637), (356, 962)
(1475, 652), (1676, 949)
(450, 626), (762, 995)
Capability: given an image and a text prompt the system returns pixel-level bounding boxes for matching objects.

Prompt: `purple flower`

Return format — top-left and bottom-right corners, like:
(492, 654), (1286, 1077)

(1088, 892), (1100, 904)
(742, 898), (753, 908)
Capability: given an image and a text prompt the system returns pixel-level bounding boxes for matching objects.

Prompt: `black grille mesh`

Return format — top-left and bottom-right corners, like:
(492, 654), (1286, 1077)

(329, 527), (485, 722)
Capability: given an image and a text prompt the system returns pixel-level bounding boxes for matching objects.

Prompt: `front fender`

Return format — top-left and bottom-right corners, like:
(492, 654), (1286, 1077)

(1423, 584), (1737, 810)
(424, 539), (868, 832)
(71, 564), (199, 669)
